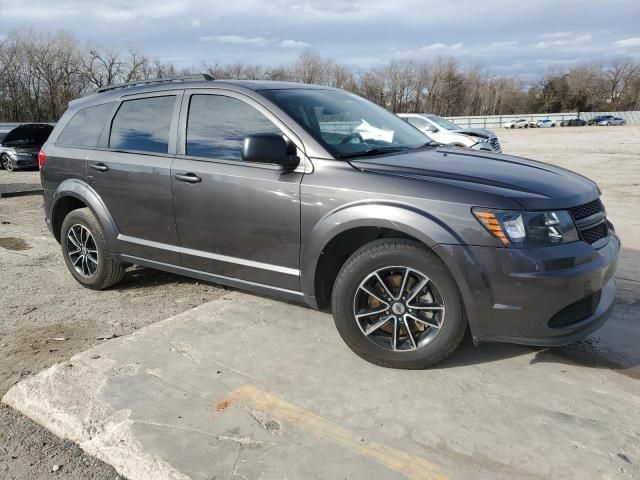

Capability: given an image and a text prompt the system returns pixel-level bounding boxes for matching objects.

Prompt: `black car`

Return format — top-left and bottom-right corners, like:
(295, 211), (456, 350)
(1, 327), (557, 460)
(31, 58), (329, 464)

(560, 118), (587, 127)
(39, 75), (619, 369)
(1, 123), (54, 171)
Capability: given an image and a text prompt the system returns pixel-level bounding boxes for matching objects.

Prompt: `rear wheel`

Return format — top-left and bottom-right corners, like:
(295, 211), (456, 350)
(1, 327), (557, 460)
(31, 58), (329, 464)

(1, 154), (13, 171)
(331, 239), (466, 369)
(61, 208), (125, 289)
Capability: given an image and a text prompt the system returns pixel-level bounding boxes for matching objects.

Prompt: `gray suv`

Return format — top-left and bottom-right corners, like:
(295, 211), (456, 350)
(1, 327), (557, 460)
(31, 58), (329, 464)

(40, 75), (619, 368)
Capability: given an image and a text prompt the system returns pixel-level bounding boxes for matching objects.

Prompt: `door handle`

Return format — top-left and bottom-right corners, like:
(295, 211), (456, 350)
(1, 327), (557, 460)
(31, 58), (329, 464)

(175, 173), (202, 184)
(90, 163), (109, 172)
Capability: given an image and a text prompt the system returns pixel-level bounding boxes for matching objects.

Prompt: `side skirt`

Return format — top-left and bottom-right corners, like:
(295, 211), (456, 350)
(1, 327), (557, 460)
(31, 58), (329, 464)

(114, 253), (308, 305)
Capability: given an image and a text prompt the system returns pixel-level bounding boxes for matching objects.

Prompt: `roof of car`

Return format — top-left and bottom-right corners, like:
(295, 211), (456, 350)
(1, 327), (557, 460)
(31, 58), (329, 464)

(71, 78), (334, 109)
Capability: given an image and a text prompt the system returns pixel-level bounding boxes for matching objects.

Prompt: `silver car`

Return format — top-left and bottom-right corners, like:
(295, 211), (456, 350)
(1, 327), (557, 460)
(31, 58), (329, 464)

(398, 113), (502, 152)
(598, 117), (626, 126)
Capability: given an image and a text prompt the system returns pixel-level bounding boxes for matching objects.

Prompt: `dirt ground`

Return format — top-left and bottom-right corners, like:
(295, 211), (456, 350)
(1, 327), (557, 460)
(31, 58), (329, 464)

(1, 125), (639, 479)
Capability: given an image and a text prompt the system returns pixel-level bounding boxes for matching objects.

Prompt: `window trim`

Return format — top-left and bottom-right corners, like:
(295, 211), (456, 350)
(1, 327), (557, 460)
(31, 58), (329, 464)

(177, 89), (309, 172)
(103, 91), (182, 155)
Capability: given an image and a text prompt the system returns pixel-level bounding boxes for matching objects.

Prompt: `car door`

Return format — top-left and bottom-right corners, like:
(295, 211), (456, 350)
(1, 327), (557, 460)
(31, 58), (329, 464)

(88, 91), (182, 264)
(171, 89), (304, 292)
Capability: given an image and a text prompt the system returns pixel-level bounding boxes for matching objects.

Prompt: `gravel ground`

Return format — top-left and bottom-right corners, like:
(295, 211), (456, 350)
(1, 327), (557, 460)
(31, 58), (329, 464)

(1, 125), (638, 479)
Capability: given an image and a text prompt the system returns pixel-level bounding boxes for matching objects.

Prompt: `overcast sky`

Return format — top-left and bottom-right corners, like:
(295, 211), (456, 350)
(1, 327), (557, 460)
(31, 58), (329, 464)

(1, 0), (639, 78)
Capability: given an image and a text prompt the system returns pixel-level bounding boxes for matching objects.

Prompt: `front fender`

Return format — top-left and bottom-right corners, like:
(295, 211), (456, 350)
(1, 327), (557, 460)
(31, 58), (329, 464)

(50, 179), (119, 248)
(300, 201), (463, 299)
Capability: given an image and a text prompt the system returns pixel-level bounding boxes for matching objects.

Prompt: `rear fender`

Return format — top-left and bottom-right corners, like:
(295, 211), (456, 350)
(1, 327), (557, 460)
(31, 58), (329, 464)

(51, 179), (119, 249)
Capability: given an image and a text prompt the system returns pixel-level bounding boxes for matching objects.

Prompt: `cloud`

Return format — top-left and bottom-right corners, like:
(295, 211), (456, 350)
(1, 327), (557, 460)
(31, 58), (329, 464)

(539, 31), (575, 39)
(1, 0), (640, 77)
(200, 35), (268, 46)
(279, 39), (311, 49)
(614, 37), (640, 48)
(533, 33), (592, 49)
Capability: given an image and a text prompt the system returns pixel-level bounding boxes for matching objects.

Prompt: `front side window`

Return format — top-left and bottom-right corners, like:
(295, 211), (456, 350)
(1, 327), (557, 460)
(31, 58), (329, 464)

(57, 103), (114, 147)
(186, 94), (281, 161)
(260, 89), (428, 158)
(110, 96), (175, 154)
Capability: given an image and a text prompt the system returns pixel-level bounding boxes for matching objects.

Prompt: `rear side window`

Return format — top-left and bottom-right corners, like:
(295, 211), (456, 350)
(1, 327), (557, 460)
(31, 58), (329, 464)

(57, 103), (114, 147)
(110, 96), (175, 154)
(186, 95), (280, 161)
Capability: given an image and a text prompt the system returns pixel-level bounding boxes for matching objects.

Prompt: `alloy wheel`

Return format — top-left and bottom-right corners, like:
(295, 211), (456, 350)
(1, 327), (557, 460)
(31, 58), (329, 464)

(66, 224), (99, 277)
(1, 155), (12, 171)
(353, 266), (446, 352)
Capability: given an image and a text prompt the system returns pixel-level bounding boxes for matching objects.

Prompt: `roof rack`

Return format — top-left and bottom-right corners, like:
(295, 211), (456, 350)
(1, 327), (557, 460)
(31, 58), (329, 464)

(95, 73), (214, 94)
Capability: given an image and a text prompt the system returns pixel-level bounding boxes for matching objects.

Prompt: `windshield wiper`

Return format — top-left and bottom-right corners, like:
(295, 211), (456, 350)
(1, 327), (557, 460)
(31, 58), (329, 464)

(338, 146), (409, 159)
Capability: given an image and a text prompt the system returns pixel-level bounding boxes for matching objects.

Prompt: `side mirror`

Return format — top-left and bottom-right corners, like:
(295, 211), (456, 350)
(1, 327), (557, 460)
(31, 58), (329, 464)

(242, 133), (300, 170)
(424, 125), (437, 133)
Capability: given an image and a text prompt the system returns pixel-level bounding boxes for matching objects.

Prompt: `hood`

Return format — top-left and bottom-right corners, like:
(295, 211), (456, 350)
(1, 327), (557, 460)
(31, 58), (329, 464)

(349, 147), (599, 211)
(2, 124), (53, 147)
(448, 128), (496, 139)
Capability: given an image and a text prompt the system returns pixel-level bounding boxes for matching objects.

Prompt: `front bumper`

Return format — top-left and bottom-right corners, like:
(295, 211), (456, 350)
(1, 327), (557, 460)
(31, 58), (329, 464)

(10, 154), (38, 170)
(435, 233), (620, 345)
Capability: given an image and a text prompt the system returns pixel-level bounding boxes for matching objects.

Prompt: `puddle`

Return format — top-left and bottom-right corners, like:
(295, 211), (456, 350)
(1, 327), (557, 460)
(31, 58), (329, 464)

(0, 237), (31, 251)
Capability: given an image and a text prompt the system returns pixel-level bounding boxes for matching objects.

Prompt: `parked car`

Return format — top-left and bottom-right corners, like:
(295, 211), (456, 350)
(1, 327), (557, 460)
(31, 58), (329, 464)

(536, 119), (556, 128)
(40, 75), (619, 369)
(587, 115), (613, 126)
(397, 113), (501, 152)
(503, 118), (529, 129)
(1, 123), (53, 171)
(560, 118), (587, 127)
(598, 117), (626, 126)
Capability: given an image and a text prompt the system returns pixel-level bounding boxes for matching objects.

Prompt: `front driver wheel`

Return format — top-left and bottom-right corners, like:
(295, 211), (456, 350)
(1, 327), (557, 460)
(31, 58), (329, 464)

(331, 239), (466, 369)
(61, 208), (125, 289)
(1, 155), (14, 171)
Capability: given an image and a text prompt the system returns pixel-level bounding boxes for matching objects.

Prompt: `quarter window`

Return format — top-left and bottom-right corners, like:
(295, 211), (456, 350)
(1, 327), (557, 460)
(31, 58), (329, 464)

(110, 96), (175, 154)
(57, 103), (114, 147)
(186, 95), (281, 161)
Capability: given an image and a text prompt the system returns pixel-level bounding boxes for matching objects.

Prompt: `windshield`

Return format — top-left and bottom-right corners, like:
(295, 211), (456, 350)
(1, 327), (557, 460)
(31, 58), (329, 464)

(260, 89), (429, 158)
(424, 115), (460, 131)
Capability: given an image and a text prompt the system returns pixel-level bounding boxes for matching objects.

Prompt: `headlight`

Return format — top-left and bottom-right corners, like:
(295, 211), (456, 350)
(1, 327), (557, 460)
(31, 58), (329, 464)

(473, 208), (579, 247)
(468, 135), (488, 144)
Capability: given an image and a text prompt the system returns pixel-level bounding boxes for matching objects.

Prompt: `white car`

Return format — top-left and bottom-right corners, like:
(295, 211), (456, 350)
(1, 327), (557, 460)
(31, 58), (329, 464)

(536, 119), (557, 128)
(397, 113), (502, 152)
(598, 117), (626, 126)
(503, 118), (529, 129)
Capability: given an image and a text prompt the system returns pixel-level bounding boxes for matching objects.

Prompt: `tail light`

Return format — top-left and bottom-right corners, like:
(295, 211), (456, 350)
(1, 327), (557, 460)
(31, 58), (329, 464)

(38, 150), (46, 170)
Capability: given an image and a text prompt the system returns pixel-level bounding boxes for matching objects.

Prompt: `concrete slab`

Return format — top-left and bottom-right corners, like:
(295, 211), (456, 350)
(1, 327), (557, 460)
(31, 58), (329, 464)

(3, 292), (640, 480)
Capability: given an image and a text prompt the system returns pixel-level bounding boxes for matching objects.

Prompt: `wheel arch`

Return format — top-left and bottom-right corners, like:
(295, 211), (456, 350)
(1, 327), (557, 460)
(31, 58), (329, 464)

(301, 202), (462, 310)
(50, 179), (119, 247)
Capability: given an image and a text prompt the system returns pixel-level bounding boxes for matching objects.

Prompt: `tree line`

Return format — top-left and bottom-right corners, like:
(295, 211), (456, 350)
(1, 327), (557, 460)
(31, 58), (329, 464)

(1, 30), (640, 123)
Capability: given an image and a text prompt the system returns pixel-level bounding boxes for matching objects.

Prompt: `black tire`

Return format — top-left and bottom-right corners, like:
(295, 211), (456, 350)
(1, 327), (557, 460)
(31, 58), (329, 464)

(510, 125), (515, 129)
(331, 239), (466, 369)
(60, 208), (125, 289)
(1, 154), (13, 171)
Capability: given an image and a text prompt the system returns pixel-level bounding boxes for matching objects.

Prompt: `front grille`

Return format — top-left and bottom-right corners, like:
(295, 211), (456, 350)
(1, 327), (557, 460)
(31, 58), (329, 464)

(569, 198), (603, 221)
(489, 138), (501, 152)
(568, 198), (609, 245)
(548, 291), (601, 328)
(581, 222), (609, 244)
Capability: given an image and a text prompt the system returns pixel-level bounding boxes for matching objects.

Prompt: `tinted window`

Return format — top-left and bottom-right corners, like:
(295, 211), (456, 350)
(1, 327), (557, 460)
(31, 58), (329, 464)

(58, 103), (113, 147)
(110, 96), (175, 153)
(186, 95), (280, 160)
